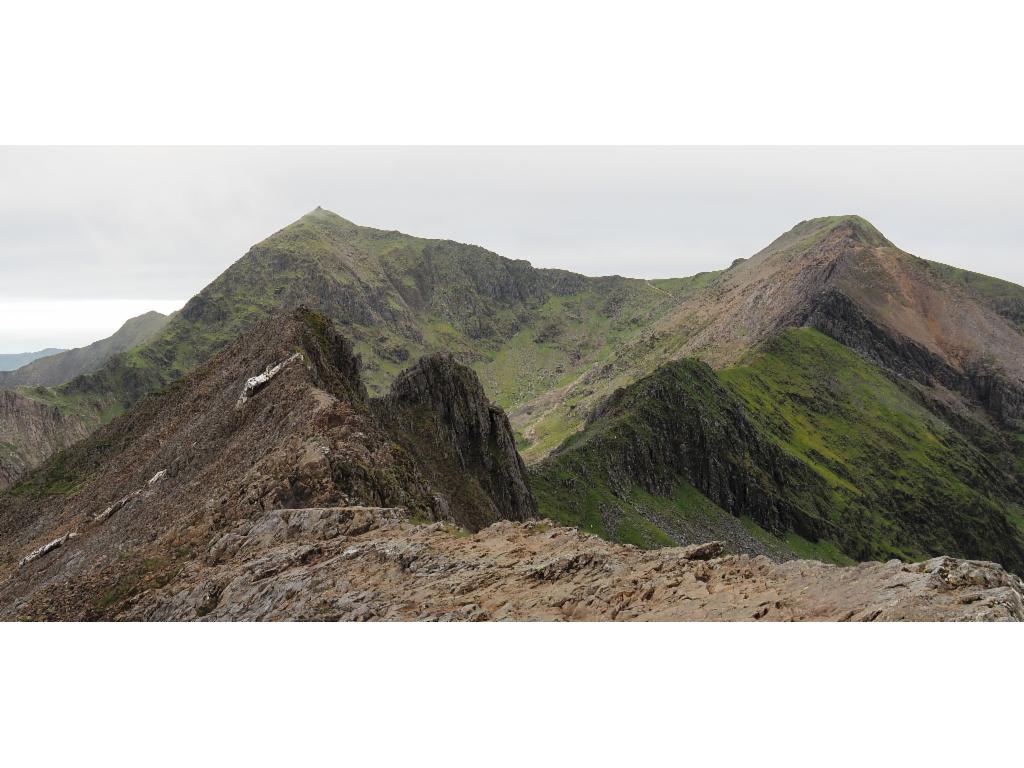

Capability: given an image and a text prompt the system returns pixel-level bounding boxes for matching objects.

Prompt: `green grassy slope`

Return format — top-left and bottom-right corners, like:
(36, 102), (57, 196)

(19, 208), (686, 437)
(720, 328), (1024, 567)
(0, 311), (169, 391)
(12, 210), (1024, 574)
(532, 327), (1024, 570)
(530, 356), (839, 558)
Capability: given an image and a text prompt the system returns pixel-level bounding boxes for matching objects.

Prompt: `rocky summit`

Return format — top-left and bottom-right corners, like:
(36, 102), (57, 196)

(2, 209), (1024, 621)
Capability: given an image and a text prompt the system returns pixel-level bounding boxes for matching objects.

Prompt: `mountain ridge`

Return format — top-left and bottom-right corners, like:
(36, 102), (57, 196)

(0, 307), (535, 618)
(3, 209), (1023, 577)
(0, 310), (169, 390)
(4, 309), (1022, 621)
(0, 348), (66, 372)
(513, 214), (1024, 460)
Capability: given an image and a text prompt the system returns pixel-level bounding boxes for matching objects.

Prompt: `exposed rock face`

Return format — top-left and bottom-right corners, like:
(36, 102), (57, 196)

(376, 354), (537, 530)
(534, 359), (832, 541)
(112, 508), (1024, 621)
(802, 288), (1024, 425)
(0, 309), (536, 619)
(5, 208), (686, 483)
(0, 391), (88, 488)
(4, 211), (1023, 604)
(694, 217), (1024, 426)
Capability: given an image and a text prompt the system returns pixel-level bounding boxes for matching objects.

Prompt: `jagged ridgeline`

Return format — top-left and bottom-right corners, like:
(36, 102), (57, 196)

(4, 210), (1024, 575)
(532, 216), (1024, 570)
(532, 328), (1024, 571)
(0, 308), (538, 618)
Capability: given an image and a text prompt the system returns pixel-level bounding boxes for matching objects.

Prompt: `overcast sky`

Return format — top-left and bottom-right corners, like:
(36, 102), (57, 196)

(1, 146), (1021, 352)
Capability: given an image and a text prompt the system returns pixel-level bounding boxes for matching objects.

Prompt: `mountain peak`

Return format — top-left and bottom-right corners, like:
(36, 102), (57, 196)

(294, 206), (358, 230)
(304, 205), (347, 220)
(787, 214), (892, 249)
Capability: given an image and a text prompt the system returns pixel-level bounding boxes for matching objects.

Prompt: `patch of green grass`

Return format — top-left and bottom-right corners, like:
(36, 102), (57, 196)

(531, 324), (1024, 571)
(1006, 504), (1024, 537)
(6, 448), (85, 498)
(530, 355), (835, 553)
(720, 327), (1024, 569)
(16, 207), (706, 447)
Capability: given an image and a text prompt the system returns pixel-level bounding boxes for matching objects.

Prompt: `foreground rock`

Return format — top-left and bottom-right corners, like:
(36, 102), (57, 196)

(113, 508), (1024, 621)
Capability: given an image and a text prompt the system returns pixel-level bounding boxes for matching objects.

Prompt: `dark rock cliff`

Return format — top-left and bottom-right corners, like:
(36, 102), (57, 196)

(535, 359), (834, 541)
(376, 354), (537, 530)
(0, 391), (89, 488)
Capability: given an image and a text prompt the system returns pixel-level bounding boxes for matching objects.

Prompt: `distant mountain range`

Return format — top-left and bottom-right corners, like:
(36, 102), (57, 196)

(0, 348), (65, 372)
(0, 311), (170, 487)
(0, 310), (169, 388)
(2, 208), (1023, 619)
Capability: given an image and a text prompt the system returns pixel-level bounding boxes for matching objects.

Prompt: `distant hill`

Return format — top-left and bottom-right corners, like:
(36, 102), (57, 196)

(0, 348), (65, 371)
(0, 310), (169, 390)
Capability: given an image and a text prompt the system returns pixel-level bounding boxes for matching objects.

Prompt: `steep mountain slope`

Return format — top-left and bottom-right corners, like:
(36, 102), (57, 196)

(516, 217), (1024, 456)
(720, 328), (1023, 565)
(918, 260), (1024, 335)
(0, 391), (89, 488)
(0, 308), (535, 619)
(529, 217), (1024, 570)
(0, 311), (169, 389)
(3, 312), (1019, 622)
(0, 349), (64, 372)
(7, 210), (1023, 577)
(533, 326), (1024, 572)
(0, 310), (172, 487)
(7, 208), (691, 478)
(69, 207), (683, 403)
(531, 358), (834, 556)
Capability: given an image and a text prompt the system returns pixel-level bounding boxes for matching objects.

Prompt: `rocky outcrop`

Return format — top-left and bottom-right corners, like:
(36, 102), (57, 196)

(0, 309), (537, 619)
(105, 508), (1024, 621)
(0, 390), (89, 488)
(376, 354), (537, 530)
(0, 208), (682, 485)
(534, 358), (833, 541)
